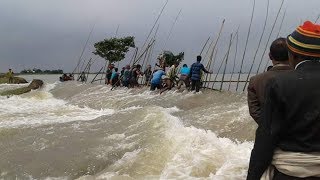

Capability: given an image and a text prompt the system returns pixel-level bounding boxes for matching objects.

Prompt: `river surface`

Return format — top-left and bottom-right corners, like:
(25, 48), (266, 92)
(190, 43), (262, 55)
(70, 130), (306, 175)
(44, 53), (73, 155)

(0, 75), (257, 179)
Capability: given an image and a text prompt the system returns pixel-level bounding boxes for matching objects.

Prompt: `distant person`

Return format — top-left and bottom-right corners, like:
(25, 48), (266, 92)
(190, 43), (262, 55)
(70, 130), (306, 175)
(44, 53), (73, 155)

(130, 64), (143, 87)
(144, 65), (152, 85)
(105, 64), (114, 84)
(247, 21), (320, 179)
(120, 67), (125, 77)
(110, 68), (120, 86)
(160, 61), (179, 94)
(79, 71), (87, 82)
(69, 73), (74, 80)
(6, 69), (14, 83)
(122, 65), (131, 87)
(190, 55), (212, 92)
(247, 38), (292, 124)
(177, 64), (191, 90)
(150, 68), (165, 91)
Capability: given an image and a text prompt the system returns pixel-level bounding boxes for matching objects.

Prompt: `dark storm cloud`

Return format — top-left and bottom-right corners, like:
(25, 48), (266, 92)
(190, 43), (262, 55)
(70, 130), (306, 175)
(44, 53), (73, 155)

(0, 0), (319, 73)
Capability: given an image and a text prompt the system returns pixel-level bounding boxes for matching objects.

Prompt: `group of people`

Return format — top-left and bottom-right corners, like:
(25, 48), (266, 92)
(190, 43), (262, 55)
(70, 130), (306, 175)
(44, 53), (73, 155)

(104, 55), (212, 93)
(246, 21), (320, 179)
(59, 73), (74, 82)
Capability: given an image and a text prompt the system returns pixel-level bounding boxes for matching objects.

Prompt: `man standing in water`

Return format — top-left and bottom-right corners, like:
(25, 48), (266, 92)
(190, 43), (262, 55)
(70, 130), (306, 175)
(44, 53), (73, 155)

(6, 69), (14, 84)
(190, 55), (212, 92)
(144, 64), (152, 85)
(247, 21), (320, 179)
(247, 38), (292, 124)
(177, 64), (191, 90)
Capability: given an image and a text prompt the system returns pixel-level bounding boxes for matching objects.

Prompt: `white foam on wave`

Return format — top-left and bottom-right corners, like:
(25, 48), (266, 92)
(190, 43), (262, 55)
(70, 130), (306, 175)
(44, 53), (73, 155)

(0, 83), (114, 128)
(92, 106), (252, 179)
(160, 107), (252, 179)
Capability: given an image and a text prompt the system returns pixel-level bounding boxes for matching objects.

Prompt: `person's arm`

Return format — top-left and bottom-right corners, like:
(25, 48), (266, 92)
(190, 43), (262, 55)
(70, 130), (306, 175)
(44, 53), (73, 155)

(247, 78), (261, 124)
(247, 78), (284, 179)
(201, 64), (210, 74)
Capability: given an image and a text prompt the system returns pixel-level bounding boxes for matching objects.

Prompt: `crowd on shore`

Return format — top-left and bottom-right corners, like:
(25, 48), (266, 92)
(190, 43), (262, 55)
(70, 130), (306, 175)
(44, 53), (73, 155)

(102, 55), (212, 94)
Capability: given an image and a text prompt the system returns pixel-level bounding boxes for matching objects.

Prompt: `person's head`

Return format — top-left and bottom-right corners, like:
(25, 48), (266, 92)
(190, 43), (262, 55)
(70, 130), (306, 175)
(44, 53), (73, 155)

(9, 69), (12, 71)
(136, 64), (141, 69)
(183, 64), (188, 68)
(108, 64), (115, 69)
(125, 65), (130, 70)
(147, 64), (151, 69)
(287, 21), (320, 67)
(197, 55), (202, 62)
(115, 68), (118, 72)
(269, 38), (289, 65)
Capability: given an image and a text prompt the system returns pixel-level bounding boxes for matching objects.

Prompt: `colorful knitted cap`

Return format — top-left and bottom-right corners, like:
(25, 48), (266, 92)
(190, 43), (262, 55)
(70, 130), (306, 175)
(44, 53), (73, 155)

(287, 21), (320, 58)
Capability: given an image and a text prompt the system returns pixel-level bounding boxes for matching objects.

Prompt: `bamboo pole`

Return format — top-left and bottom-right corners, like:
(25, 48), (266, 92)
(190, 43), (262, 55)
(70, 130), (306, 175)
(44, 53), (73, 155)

(204, 19), (226, 87)
(207, 48), (219, 89)
(211, 32), (238, 89)
(255, 0), (285, 74)
(276, 8), (287, 38)
(228, 32), (239, 91)
(262, 8), (287, 72)
(235, 0), (256, 92)
(133, 39), (155, 65)
(139, 0), (168, 57)
(242, 0), (269, 92)
(130, 48), (138, 66)
(200, 37), (211, 56)
(134, 23), (159, 65)
(100, 61), (107, 84)
(91, 66), (104, 83)
(162, 9), (182, 49)
(315, 14), (320, 23)
(220, 34), (233, 91)
(72, 22), (96, 74)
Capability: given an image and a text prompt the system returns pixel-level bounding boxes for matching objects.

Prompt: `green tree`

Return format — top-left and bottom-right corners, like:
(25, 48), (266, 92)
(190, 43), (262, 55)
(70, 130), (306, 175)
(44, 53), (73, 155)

(93, 36), (135, 65)
(160, 51), (184, 67)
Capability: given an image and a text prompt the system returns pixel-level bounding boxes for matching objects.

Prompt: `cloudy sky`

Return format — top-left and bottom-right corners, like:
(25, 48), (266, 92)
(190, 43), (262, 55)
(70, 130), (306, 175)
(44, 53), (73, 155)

(0, 0), (319, 73)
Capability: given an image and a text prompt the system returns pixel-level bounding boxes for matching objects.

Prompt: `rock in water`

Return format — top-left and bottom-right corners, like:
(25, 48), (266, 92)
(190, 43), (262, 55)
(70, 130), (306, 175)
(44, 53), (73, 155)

(0, 74), (28, 84)
(0, 79), (44, 96)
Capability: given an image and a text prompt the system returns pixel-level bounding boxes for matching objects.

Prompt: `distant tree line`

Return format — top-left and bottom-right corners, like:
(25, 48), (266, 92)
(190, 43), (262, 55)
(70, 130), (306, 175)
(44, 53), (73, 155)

(20, 68), (63, 74)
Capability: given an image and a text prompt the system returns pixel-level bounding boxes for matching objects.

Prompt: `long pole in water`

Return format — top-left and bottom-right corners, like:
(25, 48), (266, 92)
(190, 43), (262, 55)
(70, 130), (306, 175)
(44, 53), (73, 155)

(242, 0), (269, 92)
(315, 14), (320, 23)
(130, 47), (138, 66)
(228, 32), (239, 91)
(138, 0), (168, 57)
(91, 66), (104, 83)
(134, 24), (160, 65)
(211, 32), (238, 89)
(255, 0), (285, 74)
(220, 34), (233, 91)
(72, 22), (96, 74)
(204, 19), (226, 87)
(162, 9), (182, 49)
(200, 37), (211, 56)
(100, 60), (107, 84)
(134, 39), (156, 65)
(261, 8), (287, 72)
(235, 0), (256, 92)
(276, 8), (287, 38)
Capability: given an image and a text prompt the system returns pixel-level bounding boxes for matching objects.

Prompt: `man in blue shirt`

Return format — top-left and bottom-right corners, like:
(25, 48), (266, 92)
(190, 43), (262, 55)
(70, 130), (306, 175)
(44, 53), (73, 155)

(177, 64), (191, 89)
(150, 69), (165, 91)
(190, 56), (212, 92)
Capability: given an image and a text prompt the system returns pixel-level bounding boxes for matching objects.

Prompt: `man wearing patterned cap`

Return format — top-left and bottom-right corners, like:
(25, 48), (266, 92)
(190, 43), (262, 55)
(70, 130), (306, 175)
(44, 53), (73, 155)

(247, 21), (320, 179)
